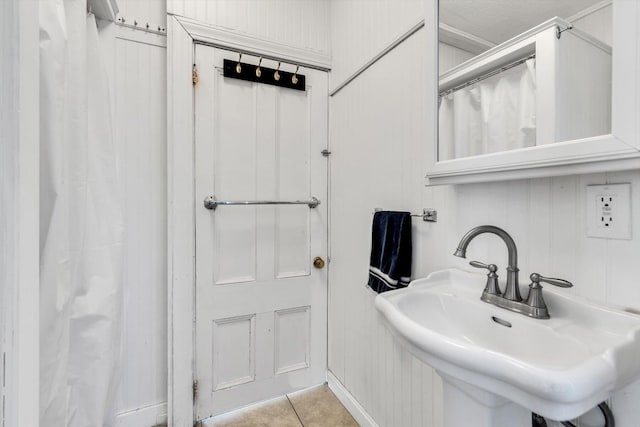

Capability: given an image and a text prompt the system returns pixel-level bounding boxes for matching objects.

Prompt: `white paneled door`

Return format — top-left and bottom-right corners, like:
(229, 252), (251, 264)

(194, 45), (328, 420)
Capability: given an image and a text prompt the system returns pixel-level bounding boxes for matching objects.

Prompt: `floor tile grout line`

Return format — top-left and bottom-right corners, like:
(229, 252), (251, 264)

(286, 395), (306, 427)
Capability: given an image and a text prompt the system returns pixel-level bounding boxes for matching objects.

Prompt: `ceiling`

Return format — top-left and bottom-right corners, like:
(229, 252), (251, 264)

(440, 0), (607, 46)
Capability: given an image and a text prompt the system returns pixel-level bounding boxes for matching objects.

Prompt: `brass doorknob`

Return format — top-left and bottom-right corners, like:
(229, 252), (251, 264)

(313, 257), (325, 269)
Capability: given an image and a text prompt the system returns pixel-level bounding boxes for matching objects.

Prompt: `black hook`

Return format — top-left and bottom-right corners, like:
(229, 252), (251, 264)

(236, 53), (242, 73)
(274, 62), (281, 81)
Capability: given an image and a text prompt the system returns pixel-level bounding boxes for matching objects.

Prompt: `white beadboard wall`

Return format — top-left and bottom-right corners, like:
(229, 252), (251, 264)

(99, 5), (169, 423)
(330, 0), (424, 90)
(2, 3), (38, 426)
(117, 0), (167, 28)
(112, 33), (168, 427)
(330, 2), (640, 427)
(329, 26), (444, 427)
(571, 2), (612, 46)
(167, 0), (330, 57)
(1, 1), (19, 424)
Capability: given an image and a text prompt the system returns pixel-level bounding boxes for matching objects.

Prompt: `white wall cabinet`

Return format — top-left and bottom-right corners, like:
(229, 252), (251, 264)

(439, 18), (611, 160)
(426, 0), (640, 186)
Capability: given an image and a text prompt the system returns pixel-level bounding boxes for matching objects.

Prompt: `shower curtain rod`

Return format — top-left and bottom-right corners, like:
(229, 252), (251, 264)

(439, 53), (536, 97)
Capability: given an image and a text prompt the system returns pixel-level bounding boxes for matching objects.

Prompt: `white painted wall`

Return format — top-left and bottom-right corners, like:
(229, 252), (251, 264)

(330, 1), (640, 427)
(571, 2), (612, 46)
(0, 1), (39, 426)
(96, 2), (169, 426)
(167, 0), (330, 58)
(109, 29), (169, 427)
(329, 27), (445, 426)
(330, 0), (424, 90)
(118, 0), (167, 28)
(0, 12), (19, 423)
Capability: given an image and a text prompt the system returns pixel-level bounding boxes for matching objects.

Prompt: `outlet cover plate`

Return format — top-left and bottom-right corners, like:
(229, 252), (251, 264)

(586, 183), (632, 239)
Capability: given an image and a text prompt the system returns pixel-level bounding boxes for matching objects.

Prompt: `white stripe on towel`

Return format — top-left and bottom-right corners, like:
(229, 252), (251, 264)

(369, 270), (398, 289)
(369, 267), (398, 286)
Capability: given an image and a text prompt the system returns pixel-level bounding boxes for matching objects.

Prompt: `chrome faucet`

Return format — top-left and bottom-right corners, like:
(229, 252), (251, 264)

(454, 225), (572, 319)
(454, 225), (522, 301)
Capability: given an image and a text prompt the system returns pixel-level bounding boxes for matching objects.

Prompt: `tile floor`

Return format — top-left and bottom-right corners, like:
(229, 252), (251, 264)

(206, 384), (359, 427)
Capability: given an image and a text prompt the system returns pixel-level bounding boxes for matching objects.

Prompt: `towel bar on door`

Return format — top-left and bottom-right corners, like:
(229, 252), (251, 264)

(374, 208), (437, 222)
(204, 195), (320, 210)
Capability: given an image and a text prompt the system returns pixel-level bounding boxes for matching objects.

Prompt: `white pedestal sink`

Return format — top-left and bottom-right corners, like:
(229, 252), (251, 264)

(441, 376), (531, 427)
(375, 268), (640, 425)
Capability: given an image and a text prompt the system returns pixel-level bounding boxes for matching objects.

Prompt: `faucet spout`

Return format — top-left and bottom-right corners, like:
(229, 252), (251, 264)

(454, 225), (522, 302)
(453, 248), (466, 258)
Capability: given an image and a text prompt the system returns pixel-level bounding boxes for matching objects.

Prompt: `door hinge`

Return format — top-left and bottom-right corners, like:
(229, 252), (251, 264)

(321, 149), (331, 157)
(193, 379), (198, 399)
(192, 65), (199, 85)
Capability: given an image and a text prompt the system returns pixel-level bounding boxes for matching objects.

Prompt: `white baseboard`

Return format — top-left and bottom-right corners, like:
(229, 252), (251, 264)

(116, 402), (168, 427)
(328, 371), (379, 427)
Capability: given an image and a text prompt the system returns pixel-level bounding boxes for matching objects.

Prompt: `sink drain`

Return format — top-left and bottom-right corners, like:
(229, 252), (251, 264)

(491, 316), (512, 328)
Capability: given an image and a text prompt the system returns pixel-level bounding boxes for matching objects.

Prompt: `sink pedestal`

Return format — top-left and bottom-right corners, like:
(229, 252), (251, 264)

(441, 375), (531, 427)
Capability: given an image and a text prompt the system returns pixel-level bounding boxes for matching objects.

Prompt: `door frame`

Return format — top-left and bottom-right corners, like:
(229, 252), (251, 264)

(167, 14), (331, 427)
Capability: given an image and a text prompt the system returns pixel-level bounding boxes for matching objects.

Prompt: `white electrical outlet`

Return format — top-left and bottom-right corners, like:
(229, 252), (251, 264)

(586, 183), (632, 239)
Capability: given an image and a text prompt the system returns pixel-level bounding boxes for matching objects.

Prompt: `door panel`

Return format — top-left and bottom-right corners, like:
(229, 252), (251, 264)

(211, 74), (258, 285)
(212, 315), (256, 391)
(275, 87), (312, 278)
(274, 306), (311, 374)
(194, 44), (328, 420)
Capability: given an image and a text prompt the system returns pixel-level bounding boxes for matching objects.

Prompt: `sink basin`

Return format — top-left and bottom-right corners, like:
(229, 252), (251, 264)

(375, 268), (640, 421)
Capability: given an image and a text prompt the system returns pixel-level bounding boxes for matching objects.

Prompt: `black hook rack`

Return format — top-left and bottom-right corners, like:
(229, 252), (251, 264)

(223, 59), (306, 91)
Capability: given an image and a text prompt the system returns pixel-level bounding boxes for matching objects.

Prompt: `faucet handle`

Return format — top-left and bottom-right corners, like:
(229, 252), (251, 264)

(470, 261), (501, 296)
(530, 273), (573, 288)
(525, 273), (571, 319)
(470, 261), (498, 273)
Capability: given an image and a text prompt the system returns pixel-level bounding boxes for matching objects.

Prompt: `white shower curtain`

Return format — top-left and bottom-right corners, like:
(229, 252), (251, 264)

(439, 58), (536, 160)
(40, 1), (123, 426)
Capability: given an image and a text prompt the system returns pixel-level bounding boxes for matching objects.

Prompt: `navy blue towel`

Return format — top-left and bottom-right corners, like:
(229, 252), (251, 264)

(367, 211), (412, 293)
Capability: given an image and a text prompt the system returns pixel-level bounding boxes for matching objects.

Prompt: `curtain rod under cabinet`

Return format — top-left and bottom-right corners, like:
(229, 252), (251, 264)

(439, 53), (536, 97)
